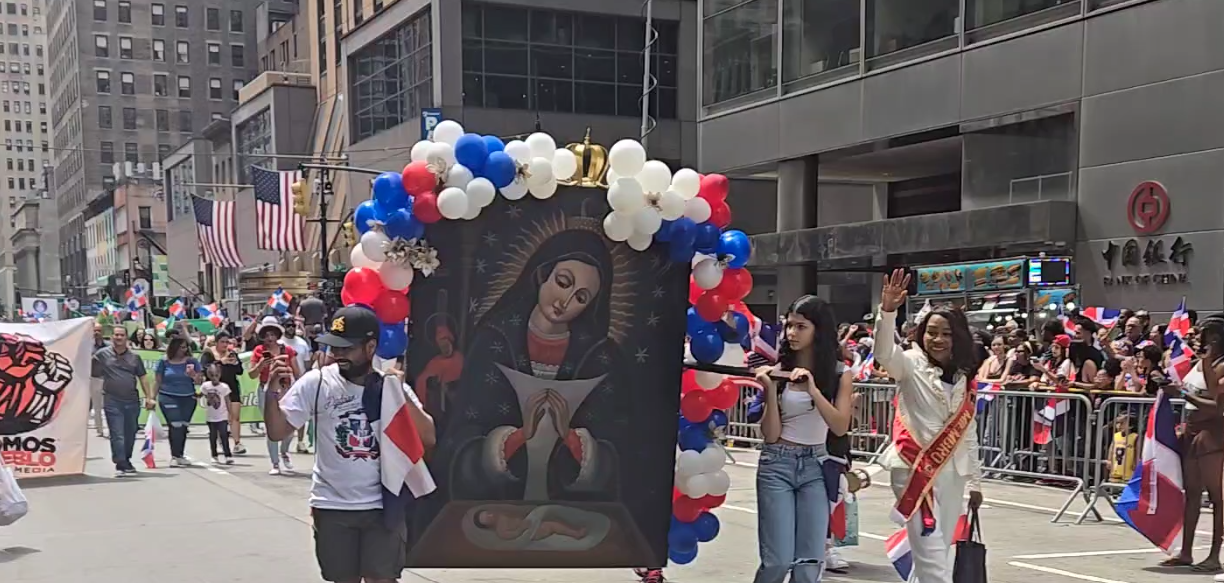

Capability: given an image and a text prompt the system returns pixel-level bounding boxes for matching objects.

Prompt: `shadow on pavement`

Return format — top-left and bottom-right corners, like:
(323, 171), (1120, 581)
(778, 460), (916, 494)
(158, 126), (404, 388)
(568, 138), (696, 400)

(0, 547), (41, 564)
(1142, 566), (1224, 576)
(828, 562), (906, 583)
(17, 472), (174, 489)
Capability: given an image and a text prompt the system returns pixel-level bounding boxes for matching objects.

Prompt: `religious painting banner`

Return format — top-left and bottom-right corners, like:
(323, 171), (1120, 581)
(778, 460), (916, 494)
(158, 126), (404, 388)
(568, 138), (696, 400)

(408, 187), (688, 568)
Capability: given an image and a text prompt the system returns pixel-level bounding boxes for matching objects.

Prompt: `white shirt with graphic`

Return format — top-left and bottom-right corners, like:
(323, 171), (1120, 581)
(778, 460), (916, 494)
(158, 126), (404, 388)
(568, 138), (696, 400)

(281, 335), (313, 374)
(278, 364), (420, 511)
(200, 381), (231, 423)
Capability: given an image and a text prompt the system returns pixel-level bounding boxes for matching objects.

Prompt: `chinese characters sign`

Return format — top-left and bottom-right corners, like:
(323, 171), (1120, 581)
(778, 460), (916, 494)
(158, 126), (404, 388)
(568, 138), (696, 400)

(1099, 236), (1192, 286)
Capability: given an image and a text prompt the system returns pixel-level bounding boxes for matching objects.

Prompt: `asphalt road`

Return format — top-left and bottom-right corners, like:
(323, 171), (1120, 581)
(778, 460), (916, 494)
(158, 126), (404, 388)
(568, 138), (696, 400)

(0, 430), (1213, 583)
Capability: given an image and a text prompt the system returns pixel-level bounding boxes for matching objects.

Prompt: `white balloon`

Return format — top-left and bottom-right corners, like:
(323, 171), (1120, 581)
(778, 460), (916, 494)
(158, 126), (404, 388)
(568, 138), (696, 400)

(444, 164), (473, 189)
(529, 177), (558, 199)
(603, 211), (634, 242)
(465, 177), (497, 208)
(699, 444), (728, 474)
(436, 187), (469, 220)
(552, 148), (578, 180)
(349, 245), (382, 269)
(605, 168), (621, 184)
(705, 469), (731, 496)
(658, 189), (686, 220)
(684, 196), (712, 223)
(461, 200), (482, 220)
(504, 140), (532, 164)
(607, 178), (646, 214)
(500, 178), (529, 201)
(632, 207), (663, 235)
(692, 257), (724, 290)
(637, 160), (673, 194)
(676, 450), (703, 477)
(683, 472), (713, 498)
(432, 120), (464, 146)
(716, 342), (746, 367)
(627, 232), (653, 251)
(608, 139), (647, 177)
(378, 261), (415, 291)
(695, 371), (724, 389)
(692, 252), (716, 268)
(525, 132), (557, 160)
(671, 168), (702, 199)
(359, 230), (389, 262)
(410, 140), (432, 163)
(526, 157), (553, 186)
(426, 142), (456, 168)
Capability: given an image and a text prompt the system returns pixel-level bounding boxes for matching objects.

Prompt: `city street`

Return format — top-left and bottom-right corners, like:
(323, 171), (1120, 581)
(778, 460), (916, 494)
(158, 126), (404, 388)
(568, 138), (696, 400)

(0, 431), (1214, 583)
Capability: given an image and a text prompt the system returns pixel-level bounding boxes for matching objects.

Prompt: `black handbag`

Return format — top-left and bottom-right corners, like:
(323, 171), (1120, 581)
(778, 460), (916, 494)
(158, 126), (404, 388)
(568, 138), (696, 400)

(953, 508), (988, 583)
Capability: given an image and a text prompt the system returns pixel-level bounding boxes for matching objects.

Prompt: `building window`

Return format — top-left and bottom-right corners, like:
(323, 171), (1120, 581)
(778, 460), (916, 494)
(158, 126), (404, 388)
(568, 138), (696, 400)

(34, 45), (41, 57)
(231, 44), (244, 67)
(232, 78), (243, 100)
(966, 0), (1076, 41)
(177, 110), (191, 133)
(230, 10), (243, 32)
(207, 42), (220, 65)
(95, 70), (111, 93)
(176, 41), (188, 63)
(100, 141), (114, 164)
(124, 142), (138, 163)
(122, 106), (136, 129)
(351, 9), (433, 141)
(120, 71), (134, 94)
(158, 144), (172, 159)
(153, 39), (165, 61)
(37, 102), (43, 115)
(208, 77), (221, 99)
(21, 44), (27, 56)
(962, 113), (1075, 205)
(206, 7), (219, 30)
(155, 109), (168, 131)
(151, 3), (164, 25)
(374, 0), (383, 10)
(117, 0), (130, 22)
(211, 112), (224, 121)
(174, 5), (188, 27)
(153, 73), (168, 96)
(235, 107), (271, 183)
(354, 0), (363, 26)
(781, 0), (860, 91)
(93, 0), (106, 21)
(119, 36), (133, 59)
(138, 206), (151, 229)
(865, 0), (959, 63)
(177, 75), (190, 97)
(98, 105), (112, 128)
(94, 34), (108, 57)
(702, 0), (778, 107)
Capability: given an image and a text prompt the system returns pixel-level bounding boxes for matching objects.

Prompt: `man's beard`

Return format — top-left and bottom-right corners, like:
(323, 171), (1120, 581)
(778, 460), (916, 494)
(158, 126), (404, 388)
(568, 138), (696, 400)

(338, 359), (373, 382)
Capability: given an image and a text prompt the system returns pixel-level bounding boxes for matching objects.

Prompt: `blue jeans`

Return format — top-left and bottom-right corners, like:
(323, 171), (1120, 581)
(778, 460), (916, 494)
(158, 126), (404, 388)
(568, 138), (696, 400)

(158, 394), (198, 458)
(258, 386), (292, 466)
(103, 397), (141, 471)
(754, 443), (830, 583)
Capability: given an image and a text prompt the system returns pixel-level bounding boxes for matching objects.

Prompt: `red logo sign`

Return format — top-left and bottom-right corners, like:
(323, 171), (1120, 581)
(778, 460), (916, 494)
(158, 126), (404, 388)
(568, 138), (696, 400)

(1127, 181), (1170, 234)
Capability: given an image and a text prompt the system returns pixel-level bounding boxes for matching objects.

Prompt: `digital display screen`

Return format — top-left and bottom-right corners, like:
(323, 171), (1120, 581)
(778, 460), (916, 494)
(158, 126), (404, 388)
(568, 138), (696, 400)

(1027, 257), (1072, 287)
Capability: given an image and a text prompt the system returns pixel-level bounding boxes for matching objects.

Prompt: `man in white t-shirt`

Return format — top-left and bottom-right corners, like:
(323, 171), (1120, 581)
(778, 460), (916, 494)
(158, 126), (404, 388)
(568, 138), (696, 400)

(263, 306), (434, 583)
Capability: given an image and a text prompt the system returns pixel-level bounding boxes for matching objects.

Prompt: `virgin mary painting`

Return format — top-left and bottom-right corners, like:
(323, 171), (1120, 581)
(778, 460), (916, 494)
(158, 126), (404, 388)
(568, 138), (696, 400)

(444, 220), (632, 503)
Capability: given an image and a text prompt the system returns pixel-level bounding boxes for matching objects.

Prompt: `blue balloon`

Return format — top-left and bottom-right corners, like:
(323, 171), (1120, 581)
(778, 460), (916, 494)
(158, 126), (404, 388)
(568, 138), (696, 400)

(354, 200), (388, 234)
(708, 409), (728, 430)
(482, 135), (505, 154)
(686, 307), (714, 337)
(668, 546), (698, 565)
(694, 222), (721, 253)
(655, 219), (675, 242)
(693, 512), (721, 543)
(384, 208), (425, 241)
(372, 172), (408, 211)
(689, 329), (724, 364)
(483, 151), (517, 188)
(376, 322), (409, 359)
(721, 310), (749, 344)
(670, 218), (698, 248)
(669, 242), (696, 264)
(454, 133), (489, 173)
(677, 424), (709, 452)
(717, 229), (752, 269)
(668, 521), (699, 554)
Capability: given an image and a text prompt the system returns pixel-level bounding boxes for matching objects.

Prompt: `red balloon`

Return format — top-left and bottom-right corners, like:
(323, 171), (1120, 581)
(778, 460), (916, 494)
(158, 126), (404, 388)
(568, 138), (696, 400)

(681, 369), (700, 396)
(413, 192), (443, 224)
(370, 289), (411, 324)
(709, 201), (733, 229)
(340, 287), (358, 307)
(699, 494), (726, 509)
(695, 291), (729, 322)
(401, 161), (438, 195)
(673, 487), (683, 502)
(715, 268), (753, 301)
(688, 277), (703, 305)
(709, 378), (740, 410)
(680, 390), (714, 423)
(673, 497), (705, 523)
(698, 173), (729, 202)
(342, 267), (386, 306)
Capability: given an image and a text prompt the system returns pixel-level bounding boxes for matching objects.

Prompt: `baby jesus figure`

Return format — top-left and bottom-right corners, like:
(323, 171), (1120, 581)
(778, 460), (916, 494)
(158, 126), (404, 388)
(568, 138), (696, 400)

(472, 506), (588, 542)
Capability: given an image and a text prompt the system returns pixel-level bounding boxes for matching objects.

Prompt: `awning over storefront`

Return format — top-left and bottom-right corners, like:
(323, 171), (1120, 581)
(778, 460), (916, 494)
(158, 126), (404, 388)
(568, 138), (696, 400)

(749, 200), (1078, 268)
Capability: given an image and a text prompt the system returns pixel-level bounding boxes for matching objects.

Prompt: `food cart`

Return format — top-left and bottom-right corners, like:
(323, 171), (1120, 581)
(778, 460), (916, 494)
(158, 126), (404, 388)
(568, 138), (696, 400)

(907, 256), (1077, 333)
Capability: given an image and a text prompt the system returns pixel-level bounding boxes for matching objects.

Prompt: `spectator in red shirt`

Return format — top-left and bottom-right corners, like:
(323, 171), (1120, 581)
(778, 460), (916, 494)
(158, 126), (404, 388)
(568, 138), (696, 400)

(249, 316), (302, 475)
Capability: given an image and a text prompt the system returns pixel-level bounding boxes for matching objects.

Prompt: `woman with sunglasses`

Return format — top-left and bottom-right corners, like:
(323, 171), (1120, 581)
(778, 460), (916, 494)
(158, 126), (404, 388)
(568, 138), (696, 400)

(874, 269), (983, 583)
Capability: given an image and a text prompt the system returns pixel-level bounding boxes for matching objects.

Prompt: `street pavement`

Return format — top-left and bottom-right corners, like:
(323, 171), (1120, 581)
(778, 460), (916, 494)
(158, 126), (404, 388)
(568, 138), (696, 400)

(0, 429), (1217, 583)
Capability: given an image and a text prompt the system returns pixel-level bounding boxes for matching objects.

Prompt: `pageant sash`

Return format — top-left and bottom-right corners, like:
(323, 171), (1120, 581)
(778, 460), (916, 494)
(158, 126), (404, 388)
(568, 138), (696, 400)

(891, 382), (977, 535)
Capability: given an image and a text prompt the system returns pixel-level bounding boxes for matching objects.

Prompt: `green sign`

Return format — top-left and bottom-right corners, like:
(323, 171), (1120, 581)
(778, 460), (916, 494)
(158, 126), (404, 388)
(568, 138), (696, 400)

(135, 349), (264, 425)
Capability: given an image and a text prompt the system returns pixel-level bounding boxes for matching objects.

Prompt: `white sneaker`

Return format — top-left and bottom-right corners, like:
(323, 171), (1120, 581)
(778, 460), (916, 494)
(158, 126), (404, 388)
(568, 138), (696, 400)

(268, 467), (281, 476)
(224, 456), (235, 465)
(296, 442), (308, 454)
(170, 457), (185, 468)
(211, 457), (221, 465)
(281, 455), (295, 474)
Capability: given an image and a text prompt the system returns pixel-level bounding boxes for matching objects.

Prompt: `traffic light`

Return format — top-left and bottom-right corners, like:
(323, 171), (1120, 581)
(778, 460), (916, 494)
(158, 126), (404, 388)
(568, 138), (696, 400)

(291, 179), (309, 215)
(341, 221), (356, 246)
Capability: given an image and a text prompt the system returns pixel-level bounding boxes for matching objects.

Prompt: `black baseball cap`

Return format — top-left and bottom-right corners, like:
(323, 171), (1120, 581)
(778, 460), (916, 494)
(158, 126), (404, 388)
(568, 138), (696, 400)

(317, 306), (380, 348)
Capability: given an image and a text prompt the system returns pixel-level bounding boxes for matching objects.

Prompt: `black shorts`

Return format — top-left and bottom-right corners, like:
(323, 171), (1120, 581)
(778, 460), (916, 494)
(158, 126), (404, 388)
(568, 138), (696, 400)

(228, 389), (242, 404)
(312, 508), (405, 582)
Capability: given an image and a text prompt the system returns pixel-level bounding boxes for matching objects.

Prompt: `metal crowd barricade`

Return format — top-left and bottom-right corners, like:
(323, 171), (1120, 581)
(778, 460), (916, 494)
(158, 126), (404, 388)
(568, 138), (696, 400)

(725, 381), (764, 447)
(851, 382), (897, 463)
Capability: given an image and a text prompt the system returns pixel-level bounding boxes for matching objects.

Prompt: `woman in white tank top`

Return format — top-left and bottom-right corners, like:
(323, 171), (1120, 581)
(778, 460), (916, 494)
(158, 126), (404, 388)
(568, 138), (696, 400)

(750, 295), (855, 583)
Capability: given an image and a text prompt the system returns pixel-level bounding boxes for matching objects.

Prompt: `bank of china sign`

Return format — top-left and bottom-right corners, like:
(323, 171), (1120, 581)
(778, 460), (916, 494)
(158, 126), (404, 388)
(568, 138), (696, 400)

(1100, 181), (1192, 287)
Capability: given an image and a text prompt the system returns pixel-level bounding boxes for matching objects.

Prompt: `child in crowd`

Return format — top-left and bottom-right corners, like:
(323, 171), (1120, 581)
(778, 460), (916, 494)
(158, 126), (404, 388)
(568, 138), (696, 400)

(201, 363), (235, 465)
(1107, 413), (1137, 483)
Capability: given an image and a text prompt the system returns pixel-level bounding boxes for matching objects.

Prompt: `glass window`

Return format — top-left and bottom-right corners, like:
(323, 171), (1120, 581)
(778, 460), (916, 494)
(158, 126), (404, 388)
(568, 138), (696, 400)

(208, 77), (221, 99)
(232, 78), (243, 100)
(119, 36), (133, 59)
(235, 108), (270, 182)
(350, 9), (433, 141)
(702, 0), (778, 106)
(174, 4), (187, 27)
(206, 7), (219, 30)
(153, 73), (168, 96)
(153, 39), (165, 61)
(94, 34), (108, 57)
(122, 106), (136, 129)
(93, 0), (105, 21)
(178, 110), (192, 133)
(100, 141), (114, 164)
(124, 142), (138, 162)
(117, 0), (130, 22)
(230, 10), (243, 32)
(231, 44), (244, 67)
(177, 75), (190, 97)
(139, 206), (151, 229)
(95, 70), (110, 93)
(151, 3), (164, 25)
(866, 0), (959, 62)
(963, 113), (1075, 206)
(120, 71), (134, 94)
(207, 42), (220, 65)
(176, 40), (188, 63)
(782, 0), (860, 89)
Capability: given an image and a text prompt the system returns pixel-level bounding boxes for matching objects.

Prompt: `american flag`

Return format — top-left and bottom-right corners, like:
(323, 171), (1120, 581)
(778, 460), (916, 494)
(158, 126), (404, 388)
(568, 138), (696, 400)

(252, 166), (305, 251)
(192, 195), (244, 268)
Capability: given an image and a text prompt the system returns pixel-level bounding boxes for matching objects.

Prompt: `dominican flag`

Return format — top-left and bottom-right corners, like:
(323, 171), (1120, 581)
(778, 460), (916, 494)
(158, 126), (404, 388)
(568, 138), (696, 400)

(125, 284), (148, 312)
(1165, 298), (1191, 344)
(1033, 369), (1073, 445)
(156, 315), (177, 334)
(141, 430), (156, 469)
(380, 379), (436, 501)
(1081, 307), (1122, 328)
(1167, 336), (1195, 384)
(1114, 391), (1183, 552)
(167, 299), (185, 319)
(1056, 305), (1076, 335)
(855, 353), (875, 382)
(267, 288), (293, 314)
(196, 303), (223, 327)
(885, 515), (971, 581)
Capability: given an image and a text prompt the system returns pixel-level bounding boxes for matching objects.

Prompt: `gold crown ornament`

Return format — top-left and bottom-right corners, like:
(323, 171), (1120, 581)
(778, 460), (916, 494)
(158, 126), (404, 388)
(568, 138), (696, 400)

(559, 128), (609, 188)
